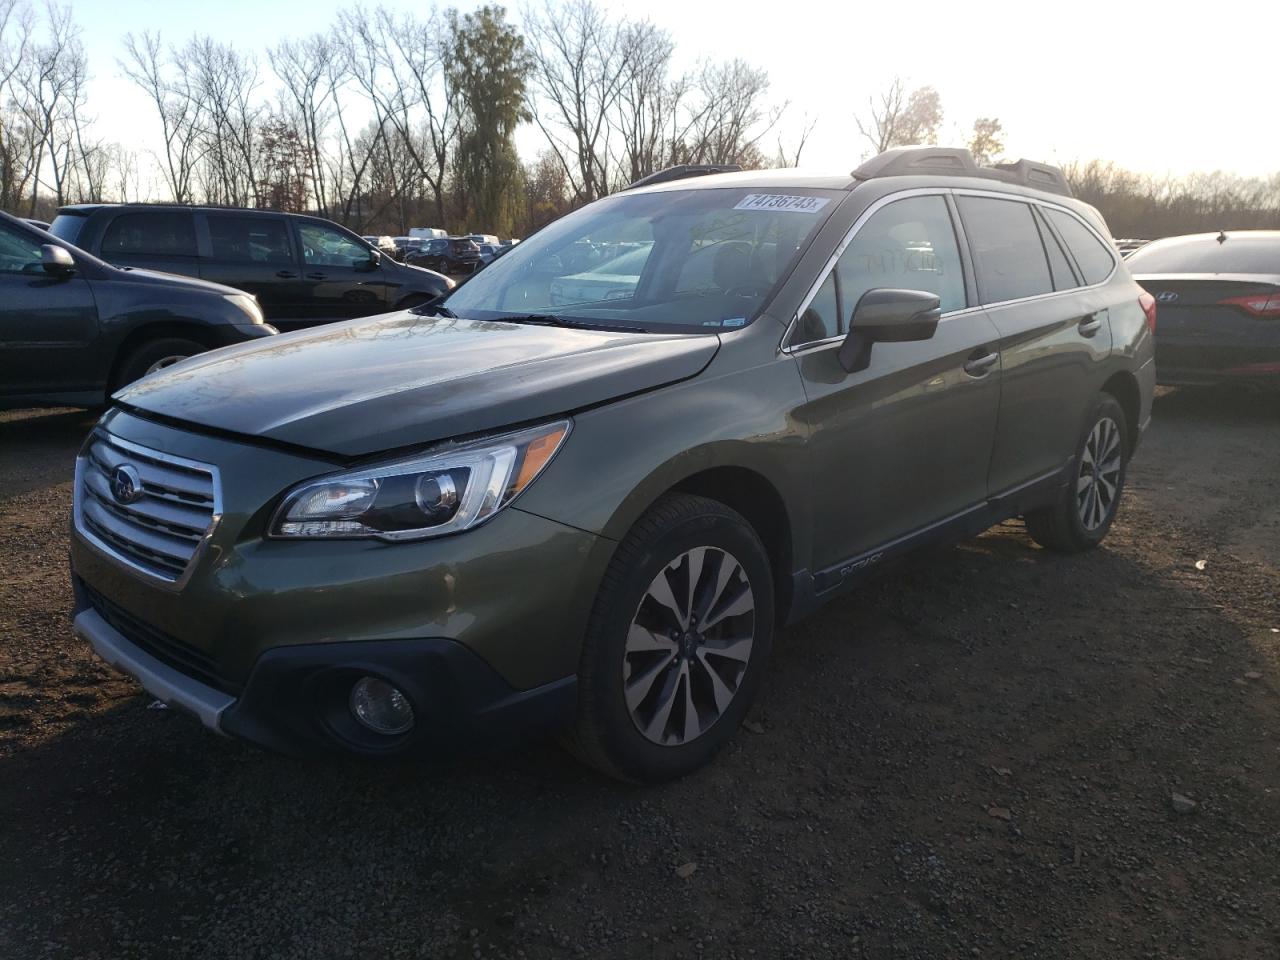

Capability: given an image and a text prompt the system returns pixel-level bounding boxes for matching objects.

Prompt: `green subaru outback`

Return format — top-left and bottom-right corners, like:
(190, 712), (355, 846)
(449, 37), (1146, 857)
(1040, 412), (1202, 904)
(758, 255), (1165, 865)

(72, 148), (1156, 782)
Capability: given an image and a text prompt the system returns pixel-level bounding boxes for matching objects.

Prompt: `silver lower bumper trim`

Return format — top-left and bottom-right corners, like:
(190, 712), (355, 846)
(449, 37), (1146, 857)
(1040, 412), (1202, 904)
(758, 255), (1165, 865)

(74, 608), (234, 733)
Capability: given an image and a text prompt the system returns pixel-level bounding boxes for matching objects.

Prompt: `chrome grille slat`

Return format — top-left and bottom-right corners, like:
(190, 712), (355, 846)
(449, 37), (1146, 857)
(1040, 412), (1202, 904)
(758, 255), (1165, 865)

(82, 469), (208, 537)
(82, 498), (194, 562)
(74, 432), (221, 587)
(89, 440), (215, 502)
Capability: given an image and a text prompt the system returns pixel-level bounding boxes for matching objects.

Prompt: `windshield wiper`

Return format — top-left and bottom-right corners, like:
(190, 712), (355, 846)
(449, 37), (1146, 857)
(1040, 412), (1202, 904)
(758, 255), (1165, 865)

(500, 313), (646, 334)
(413, 302), (456, 317)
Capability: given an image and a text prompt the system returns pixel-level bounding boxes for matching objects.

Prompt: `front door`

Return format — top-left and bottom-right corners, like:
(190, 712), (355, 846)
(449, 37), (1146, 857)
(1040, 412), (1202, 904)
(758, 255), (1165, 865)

(290, 220), (391, 328)
(791, 193), (1002, 576)
(0, 219), (99, 401)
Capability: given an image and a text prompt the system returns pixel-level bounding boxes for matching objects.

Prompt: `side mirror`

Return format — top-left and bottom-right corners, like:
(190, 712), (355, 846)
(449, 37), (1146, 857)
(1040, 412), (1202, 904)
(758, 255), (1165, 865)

(359, 248), (381, 271)
(837, 288), (942, 373)
(41, 244), (76, 278)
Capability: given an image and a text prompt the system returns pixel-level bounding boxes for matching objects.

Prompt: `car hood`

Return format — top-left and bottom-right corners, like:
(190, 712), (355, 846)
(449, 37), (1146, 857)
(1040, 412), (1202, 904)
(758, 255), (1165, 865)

(116, 312), (720, 457)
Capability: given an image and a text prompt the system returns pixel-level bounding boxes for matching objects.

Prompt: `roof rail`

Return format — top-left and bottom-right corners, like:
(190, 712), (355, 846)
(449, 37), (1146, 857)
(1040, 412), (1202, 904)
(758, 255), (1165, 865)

(628, 163), (743, 190)
(852, 146), (1073, 197)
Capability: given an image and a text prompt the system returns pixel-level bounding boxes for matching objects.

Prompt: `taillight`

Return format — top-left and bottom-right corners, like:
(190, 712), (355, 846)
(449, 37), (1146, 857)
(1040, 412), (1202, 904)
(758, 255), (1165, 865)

(1138, 291), (1157, 334)
(1218, 292), (1280, 317)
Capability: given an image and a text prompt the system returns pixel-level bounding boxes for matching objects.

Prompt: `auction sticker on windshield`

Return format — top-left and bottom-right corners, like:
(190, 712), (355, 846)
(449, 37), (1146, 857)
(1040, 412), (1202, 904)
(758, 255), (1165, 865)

(733, 194), (831, 213)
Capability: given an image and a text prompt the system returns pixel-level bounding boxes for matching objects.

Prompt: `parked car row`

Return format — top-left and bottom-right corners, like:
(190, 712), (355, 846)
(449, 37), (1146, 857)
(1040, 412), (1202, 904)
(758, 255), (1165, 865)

(1, 205), (457, 410)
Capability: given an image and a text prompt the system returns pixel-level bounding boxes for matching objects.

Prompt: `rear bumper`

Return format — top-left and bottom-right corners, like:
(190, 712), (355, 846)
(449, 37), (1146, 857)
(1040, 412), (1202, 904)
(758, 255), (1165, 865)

(1157, 362), (1280, 388)
(74, 580), (578, 757)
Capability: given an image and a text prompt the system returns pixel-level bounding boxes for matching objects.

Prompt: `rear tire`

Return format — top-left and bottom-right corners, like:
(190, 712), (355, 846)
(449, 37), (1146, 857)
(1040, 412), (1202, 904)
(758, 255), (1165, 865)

(1025, 392), (1129, 552)
(113, 338), (206, 391)
(568, 493), (774, 783)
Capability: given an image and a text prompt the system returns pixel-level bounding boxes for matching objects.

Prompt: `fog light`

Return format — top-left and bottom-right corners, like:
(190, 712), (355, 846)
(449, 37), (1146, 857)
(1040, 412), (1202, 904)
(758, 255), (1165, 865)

(349, 677), (415, 735)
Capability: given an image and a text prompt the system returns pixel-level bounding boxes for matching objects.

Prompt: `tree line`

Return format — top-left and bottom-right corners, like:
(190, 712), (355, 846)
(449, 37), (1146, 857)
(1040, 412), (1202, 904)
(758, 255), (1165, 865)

(2, 0), (1278, 240)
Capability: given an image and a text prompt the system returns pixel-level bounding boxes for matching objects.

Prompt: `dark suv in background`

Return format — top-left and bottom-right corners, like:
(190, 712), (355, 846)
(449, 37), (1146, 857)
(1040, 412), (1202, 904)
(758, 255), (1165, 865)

(50, 205), (454, 331)
(0, 211), (275, 410)
(72, 148), (1155, 782)
(406, 236), (483, 275)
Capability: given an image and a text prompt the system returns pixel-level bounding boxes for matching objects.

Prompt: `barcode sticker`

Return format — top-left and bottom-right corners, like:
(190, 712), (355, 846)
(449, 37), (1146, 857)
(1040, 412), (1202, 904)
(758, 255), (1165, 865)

(733, 194), (830, 213)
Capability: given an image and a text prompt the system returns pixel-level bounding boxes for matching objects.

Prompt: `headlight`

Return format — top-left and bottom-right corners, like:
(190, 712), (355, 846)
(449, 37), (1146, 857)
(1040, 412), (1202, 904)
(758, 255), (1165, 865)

(224, 293), (264, 324)
(270, 420), (571, 541)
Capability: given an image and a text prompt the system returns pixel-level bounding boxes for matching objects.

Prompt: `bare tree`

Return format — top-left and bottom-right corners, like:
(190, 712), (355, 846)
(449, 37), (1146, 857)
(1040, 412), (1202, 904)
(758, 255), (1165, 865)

(13, 1), (96, 209)
(380, 9), (463, 227)
(610, 19), (676, 186)
(184, 35), (264, 206)
(120, 31), (205, 202)
(0, 0), (40, 211)
(775, 114), (817, 168)
(855, 79), (942, 156)
(681, 59), (782, 168)
(524, 0), (631, 203)
(271, 34), (337, 214)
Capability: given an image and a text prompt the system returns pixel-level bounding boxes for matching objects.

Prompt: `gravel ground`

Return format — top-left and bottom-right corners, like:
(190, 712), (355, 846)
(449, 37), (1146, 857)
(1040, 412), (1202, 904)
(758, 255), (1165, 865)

(1, 388), (1278, 959)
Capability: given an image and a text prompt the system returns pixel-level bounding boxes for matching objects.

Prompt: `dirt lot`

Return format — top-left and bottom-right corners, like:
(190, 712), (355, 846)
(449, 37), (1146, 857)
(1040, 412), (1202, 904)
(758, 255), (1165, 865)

(1, 389), (1278, 960)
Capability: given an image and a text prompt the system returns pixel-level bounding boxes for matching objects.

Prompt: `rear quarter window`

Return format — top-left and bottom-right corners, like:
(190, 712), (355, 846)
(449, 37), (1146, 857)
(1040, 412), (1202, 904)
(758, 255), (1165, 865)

(101, 211), (198, 258)
(1043, 208), (1116, 285)
(48, 213), (87, 246)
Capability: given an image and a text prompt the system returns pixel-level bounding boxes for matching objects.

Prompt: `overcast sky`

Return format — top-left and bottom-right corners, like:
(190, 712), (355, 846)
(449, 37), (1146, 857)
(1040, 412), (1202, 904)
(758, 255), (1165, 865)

(72, 0), (1276, 187)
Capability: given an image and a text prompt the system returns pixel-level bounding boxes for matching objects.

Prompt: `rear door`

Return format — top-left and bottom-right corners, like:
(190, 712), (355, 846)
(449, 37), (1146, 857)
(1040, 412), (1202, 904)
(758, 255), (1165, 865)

(0, 217), (100, 400)
(198, 212), (298, 323)
(290, 219), (391, 328)
(792, 192), (1003, 571)
(97, 209), (200, 278)
(956, 194), (1115, 494)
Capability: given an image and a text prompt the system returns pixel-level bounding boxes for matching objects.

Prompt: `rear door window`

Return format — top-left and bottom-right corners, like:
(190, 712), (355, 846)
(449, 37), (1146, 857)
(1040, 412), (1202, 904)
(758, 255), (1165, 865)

(100, 211), (197, 258)
(207, 215), (293, 265)
(1043, 208), (1116, 285)
(956, 196), (1054, 304)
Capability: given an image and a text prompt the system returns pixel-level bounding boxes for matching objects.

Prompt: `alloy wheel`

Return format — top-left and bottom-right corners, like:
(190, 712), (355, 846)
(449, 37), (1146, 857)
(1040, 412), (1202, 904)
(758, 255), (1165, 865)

(1077, 416), (1122, 531)
(623, 546), (756, 746)
(145, 354), (191, 375)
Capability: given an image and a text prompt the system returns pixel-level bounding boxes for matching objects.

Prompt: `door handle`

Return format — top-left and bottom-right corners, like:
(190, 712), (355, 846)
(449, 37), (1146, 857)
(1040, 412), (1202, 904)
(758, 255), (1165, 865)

(275, 270), (297, 279)
(1078, 314), (1103, 337)
(963, 350), (999, 377)
(306, 272), (327, 280)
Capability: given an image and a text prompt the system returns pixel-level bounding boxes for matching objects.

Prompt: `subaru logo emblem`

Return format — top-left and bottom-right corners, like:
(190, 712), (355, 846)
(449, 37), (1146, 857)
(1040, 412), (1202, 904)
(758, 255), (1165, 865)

(1156, 291), (1179, 303)
(111, 464), (143, 504)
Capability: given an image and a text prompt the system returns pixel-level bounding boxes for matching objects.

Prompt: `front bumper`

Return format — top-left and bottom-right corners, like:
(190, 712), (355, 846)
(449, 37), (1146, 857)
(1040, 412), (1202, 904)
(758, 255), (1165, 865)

(69, 408), (614, 755)
(74, 589), (578, 756)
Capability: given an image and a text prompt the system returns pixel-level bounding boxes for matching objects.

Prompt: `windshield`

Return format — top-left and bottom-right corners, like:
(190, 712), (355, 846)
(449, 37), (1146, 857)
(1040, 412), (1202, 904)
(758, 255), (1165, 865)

(442, 186), (842, 332)
(1127, 235), (1280, 274)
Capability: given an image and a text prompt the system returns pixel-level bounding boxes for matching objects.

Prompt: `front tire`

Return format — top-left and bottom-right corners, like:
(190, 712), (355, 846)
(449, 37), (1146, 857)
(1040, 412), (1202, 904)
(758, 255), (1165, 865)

(1025, 392), (1129, 552)
(113, 338), (206, 392)
(569, 494), (774, 783)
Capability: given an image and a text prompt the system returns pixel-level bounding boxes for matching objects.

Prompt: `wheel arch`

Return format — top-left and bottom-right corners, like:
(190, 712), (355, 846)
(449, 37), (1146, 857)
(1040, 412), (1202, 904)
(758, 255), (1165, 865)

(600, 462), (798, 626)
(1101, 370), (1141, 454)
(108, 321), (219, 392)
